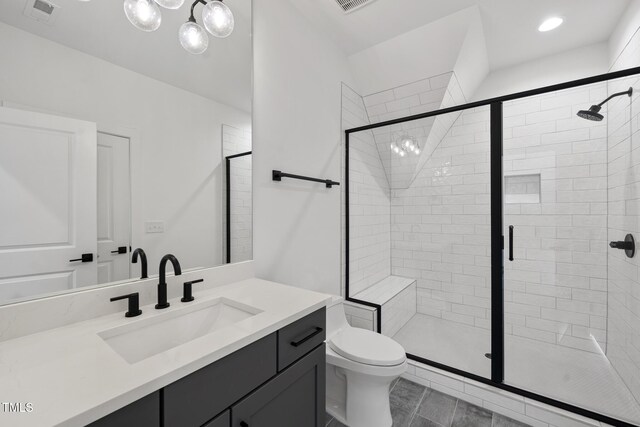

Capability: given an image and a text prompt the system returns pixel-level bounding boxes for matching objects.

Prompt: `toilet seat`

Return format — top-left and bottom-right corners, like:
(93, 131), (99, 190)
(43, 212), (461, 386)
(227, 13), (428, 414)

(329, 327), (406, 367)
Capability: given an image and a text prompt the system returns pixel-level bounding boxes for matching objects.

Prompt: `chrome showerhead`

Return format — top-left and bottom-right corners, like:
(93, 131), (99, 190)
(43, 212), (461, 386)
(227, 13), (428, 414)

(576, 87), (633, 122)
(576, 105), (604, 122)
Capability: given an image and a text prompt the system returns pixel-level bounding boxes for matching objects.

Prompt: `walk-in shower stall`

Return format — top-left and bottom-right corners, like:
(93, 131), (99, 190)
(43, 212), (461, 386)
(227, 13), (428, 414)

(344, 67), (640, 426)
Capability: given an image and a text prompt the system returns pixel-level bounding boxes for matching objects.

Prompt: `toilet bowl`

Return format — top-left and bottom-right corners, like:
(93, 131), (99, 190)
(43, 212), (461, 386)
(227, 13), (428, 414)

(325, 296), (407, 427)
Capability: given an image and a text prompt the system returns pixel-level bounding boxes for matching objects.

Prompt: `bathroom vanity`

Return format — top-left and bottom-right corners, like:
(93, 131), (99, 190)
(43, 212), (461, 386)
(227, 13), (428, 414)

(91, 307), (326, 427)
(0, 265), (330, 427)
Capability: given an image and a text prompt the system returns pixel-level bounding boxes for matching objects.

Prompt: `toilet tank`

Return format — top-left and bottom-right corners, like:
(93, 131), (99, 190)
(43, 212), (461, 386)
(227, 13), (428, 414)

(326, 295), (349, 338)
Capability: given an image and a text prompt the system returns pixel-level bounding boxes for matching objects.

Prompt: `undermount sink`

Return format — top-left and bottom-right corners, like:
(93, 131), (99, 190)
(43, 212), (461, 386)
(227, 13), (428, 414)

(98, 297), (262, 364)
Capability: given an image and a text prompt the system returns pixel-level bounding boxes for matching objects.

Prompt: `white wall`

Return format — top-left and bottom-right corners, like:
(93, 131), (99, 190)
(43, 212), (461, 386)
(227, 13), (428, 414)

(347, 8), (474, 96)
(252, 0), (356, 294)
(472, 43), (609, 101)
(0, 22), (251, 275)
(609, 0), (640, 68)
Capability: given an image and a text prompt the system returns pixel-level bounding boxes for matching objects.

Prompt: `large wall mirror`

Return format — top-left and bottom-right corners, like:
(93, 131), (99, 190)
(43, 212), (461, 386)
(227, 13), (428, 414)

(0, 0), (252, 305)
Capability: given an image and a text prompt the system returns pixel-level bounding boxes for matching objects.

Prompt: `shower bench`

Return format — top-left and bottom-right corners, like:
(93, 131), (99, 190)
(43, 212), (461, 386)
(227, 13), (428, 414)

(349, 275), (417, 337)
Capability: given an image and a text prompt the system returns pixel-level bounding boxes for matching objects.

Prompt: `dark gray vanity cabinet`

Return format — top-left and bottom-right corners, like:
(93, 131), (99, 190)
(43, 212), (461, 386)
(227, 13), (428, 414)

(231, 344), (326, 427)
(87, 307), (326, 427)
(203, 410), (230, 427)
(163, 333), (278, 427)
(87, 391), (160, 427)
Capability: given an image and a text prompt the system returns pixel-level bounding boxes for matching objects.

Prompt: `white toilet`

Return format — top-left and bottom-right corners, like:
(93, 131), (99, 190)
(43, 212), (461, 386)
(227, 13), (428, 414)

(325, 296), (407, 427)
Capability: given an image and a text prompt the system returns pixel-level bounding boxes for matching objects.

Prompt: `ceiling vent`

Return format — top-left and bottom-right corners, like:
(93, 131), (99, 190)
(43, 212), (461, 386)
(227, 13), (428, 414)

(335, 0), (378, 14)
(23, 0), (60, 25)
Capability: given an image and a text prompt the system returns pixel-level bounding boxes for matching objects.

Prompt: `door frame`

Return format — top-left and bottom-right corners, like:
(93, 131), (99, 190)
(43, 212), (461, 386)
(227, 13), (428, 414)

(96, 127), (135, 281)
(343, 65), (640, 427)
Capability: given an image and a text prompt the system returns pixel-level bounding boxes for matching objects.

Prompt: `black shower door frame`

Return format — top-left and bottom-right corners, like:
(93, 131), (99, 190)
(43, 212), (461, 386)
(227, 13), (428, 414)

(344, 66), (640, 427)
(225, 150), (252, 264)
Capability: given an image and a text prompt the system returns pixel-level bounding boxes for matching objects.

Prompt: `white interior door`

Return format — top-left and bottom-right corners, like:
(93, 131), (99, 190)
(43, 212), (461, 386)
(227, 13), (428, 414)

(0, 107), (97, 303)
(97, 132), (131, 284)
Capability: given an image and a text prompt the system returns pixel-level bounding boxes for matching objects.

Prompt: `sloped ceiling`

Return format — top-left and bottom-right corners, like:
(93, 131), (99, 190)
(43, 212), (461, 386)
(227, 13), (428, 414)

(0, 0), (252, 112)
(291, 0), (630, 73)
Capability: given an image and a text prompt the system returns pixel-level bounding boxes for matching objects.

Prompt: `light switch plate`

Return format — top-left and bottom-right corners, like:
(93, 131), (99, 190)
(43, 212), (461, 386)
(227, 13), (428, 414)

(145, 221), (165, 233)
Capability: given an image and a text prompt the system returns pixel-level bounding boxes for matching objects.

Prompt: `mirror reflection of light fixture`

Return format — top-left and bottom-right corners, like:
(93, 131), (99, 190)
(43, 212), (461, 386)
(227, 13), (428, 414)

(124, 0), (162, 32)
(155, 0), (185, 9)
(179, 19), (209, 54)
(124, 0), (235, 54)
(202, 0), (235, 38)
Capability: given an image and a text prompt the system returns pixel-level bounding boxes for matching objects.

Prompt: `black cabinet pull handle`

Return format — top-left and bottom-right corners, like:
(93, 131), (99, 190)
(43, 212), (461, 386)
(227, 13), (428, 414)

(508, 225), (514, 262)
(69, 253), (93, 263)
(240, 422), (249, 427)
(290, 327), (323, 347)
(111, 246), (127, 255)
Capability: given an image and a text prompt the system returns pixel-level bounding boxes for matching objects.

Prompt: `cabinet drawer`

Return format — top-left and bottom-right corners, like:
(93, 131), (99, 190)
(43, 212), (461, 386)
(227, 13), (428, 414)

(203, 410), (230, 427)
(277, 307), (325, 371)
(232, 344), (326, 427)
(163, 333), (277, 427)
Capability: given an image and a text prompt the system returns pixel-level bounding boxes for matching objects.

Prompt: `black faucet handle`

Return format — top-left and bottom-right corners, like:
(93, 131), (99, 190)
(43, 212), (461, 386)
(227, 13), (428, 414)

(182, 279), (204, 302)
(110, 293), (142, 318)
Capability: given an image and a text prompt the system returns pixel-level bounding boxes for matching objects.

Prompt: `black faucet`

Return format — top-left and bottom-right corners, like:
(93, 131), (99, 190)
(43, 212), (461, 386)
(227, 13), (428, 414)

(131, 248), (148, 279)
(156, 254), (182, 309)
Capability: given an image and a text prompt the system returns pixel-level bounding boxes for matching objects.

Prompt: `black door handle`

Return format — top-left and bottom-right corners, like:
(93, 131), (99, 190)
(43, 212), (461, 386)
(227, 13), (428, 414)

(70, 253), (93, 263)
(240, 422), (249, 427)
(508, 225), (514, 262)
(290, 327), (323, 347)
(111, 246), (127, 255)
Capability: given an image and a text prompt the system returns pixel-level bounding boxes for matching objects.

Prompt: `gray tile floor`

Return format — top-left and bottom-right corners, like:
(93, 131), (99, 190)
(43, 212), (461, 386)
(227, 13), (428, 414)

(325, 378), (531, 427)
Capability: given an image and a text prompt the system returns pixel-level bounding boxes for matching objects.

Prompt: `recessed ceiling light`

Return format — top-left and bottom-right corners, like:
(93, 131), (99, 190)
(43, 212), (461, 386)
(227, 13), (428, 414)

(538, 17), (564, 32)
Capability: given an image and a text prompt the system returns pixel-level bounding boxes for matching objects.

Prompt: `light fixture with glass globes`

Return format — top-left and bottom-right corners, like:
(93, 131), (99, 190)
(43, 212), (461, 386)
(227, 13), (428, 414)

(390, 136), (421, 158)
(123, 0), (235, 54)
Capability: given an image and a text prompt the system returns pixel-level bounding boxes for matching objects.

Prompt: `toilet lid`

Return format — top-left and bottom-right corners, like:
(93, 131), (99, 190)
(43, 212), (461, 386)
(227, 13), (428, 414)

(329, 328), (406, 366)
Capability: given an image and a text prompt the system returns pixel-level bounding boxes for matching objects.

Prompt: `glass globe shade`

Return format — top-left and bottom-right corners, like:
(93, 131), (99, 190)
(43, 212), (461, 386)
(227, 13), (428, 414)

(155, 0), (185, 9)
(202, 0), (234, 38)
(415, 148), (421, 155)
(399, 150), (406, 157)
(179, 21), (209, 54)
(124, 0), (161, 32)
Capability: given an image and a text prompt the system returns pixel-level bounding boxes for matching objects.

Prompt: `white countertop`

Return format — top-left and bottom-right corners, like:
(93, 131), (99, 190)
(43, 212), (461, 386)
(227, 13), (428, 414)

(0, 278), (331, 427)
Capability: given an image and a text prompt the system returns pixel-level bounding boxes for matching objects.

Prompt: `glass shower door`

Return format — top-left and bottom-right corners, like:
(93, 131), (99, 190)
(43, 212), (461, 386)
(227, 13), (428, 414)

(501, 83), (640, 424)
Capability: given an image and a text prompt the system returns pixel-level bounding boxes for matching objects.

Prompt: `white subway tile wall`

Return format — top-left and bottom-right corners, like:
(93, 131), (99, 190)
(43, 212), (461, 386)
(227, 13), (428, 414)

(386, 83), (613, 354)
(503, 84), (610, 354)
(606, 25), (640, 405)
(361, 73), (467, 190)
(222, 125), (252, 263)
(342, 84), (391, 296)
(389, 104), (493, 332)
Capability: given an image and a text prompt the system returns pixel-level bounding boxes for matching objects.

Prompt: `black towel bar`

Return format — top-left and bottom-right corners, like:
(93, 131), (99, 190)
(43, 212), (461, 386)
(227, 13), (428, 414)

(272, 170), (340, 188)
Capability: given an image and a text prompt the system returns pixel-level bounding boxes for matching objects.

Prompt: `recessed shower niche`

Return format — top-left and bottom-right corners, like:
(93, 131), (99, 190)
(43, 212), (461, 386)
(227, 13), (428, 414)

(504, 173), (541, 204)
